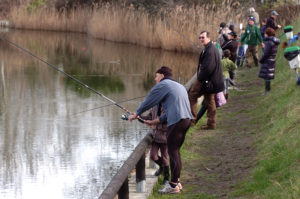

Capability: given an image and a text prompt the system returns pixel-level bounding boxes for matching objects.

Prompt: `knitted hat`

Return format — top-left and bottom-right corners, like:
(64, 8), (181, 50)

(249, 16), (255, 22)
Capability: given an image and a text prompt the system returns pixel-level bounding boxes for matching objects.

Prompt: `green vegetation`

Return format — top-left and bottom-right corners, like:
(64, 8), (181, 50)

(231, 17), (300, 198)
(27, 0), (45, 12)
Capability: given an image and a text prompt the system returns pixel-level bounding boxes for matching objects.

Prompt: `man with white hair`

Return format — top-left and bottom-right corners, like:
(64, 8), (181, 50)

(249, 7), (260, 28)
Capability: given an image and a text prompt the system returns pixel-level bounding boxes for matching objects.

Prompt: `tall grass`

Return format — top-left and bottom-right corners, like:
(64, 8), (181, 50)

(8, 1), (247, 53)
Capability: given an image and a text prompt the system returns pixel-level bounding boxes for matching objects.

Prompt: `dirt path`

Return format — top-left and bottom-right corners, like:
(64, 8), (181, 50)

(181, 69), (262, 198)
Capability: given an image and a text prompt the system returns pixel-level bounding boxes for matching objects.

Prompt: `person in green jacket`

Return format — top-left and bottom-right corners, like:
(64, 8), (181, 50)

(221, 49), (237, 99)
(240, 16), (264, 68)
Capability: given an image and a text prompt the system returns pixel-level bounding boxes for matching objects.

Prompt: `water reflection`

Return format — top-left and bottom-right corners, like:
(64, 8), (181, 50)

(0, 29), (197, 198)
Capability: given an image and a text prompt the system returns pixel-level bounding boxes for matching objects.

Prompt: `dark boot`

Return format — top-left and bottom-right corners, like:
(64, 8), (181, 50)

(163, 166), (170, 184)
(265, 81), (271, 93)
(154, 157), (163, 176)
(224, 93), (228, 100)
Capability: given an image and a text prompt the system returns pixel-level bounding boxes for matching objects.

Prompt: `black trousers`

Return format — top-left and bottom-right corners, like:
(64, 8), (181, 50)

(167, 119), (191, 183)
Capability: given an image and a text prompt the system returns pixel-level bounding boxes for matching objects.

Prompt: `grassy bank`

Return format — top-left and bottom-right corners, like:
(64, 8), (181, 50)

(148, 18), (300, 198)
(231, 18), (300, 198)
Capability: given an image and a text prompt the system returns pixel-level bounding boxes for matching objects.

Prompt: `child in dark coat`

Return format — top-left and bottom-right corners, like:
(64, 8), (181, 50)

(258, 27), (280, 94)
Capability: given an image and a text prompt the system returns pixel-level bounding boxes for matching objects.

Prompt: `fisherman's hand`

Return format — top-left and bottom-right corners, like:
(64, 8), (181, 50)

(261, 43), (265, 49)
(144, 118), (160, 126)
(278, 25), (282, 29)
(129, 112), (137, 122)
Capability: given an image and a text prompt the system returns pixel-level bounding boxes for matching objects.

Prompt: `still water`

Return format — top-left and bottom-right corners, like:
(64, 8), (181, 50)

(0, 29), (197, 199)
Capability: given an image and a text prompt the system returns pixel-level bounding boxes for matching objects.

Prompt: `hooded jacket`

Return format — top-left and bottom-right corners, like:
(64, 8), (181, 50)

(258, 36), (280, 80)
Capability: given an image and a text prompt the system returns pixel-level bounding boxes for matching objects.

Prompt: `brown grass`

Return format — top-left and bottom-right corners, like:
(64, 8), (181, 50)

(8, 1), (247, 53)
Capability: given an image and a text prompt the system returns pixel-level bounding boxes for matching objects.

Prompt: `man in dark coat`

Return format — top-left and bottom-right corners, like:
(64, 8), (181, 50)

(188, 31), (224, 130)
(266, 11), (282, 31)
(259, 27), (280, 94)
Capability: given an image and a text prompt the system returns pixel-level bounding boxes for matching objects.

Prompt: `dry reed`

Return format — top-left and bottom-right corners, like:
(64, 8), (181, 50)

(8, 1), (247, 53)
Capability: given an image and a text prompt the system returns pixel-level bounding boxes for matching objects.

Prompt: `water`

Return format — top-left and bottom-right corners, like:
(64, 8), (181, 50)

(0, 29), (197, 199)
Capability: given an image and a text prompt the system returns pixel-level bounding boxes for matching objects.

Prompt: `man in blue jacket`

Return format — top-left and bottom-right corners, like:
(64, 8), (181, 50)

(129, 66), (193, 194)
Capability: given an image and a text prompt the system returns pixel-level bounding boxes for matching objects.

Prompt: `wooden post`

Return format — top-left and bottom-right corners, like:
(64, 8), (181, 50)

(118, 178), (129, 199)
(136, 153), (146, 193)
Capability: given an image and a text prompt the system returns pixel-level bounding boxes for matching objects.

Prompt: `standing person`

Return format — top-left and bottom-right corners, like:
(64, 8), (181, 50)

(188, 31), (224, 130)
(240, 16), (264, 68)
(266, 11), (282, 31)
(260, 19), (267, 40)
(258, 28), (280, 94)
(221, 49), (237, 99)
(237, 27), (247, 67)
(217, 22), (231, 46)
(140, 105), (169, 185)
(249, 7), (260, 28)
(222, 31), (239, 80)
(129, 66), (193, 194)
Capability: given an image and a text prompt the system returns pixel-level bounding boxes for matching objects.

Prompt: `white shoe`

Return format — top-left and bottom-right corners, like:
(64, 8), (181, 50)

(158, 183), (180, 194)
(177, 182), (183, 191)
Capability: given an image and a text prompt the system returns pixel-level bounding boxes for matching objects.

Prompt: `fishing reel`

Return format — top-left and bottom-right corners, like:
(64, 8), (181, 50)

(121, 114), (144, 123)
(121, 114), (129, 120)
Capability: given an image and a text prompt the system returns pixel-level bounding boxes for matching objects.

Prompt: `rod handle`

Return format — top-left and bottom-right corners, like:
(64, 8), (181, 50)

(121, 114), (144, 123)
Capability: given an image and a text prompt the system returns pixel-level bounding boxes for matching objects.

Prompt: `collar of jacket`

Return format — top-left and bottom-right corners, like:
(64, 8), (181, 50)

(201, 41), (213, 55)
(160, 76), (174, 82)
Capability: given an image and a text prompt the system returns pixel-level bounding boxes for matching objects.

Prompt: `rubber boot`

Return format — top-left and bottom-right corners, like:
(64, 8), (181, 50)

(154, 157), (163, 176)
(265, 81), (271, 93)
(163, 166), (170, 184)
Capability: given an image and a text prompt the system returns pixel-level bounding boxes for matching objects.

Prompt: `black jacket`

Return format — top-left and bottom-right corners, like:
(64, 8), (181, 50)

(266, 16), (278, 30)
(258, 36), (280, 80)
(221, 35), (239, 63)
(197, 41), (224, 94)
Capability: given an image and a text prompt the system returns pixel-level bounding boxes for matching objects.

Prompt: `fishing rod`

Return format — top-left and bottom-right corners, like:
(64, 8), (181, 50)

(0, 35), (144, 123)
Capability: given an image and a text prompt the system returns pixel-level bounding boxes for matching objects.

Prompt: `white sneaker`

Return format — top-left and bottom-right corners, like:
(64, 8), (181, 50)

(158, 183), (180, 194)
(177, 182), (183, 191)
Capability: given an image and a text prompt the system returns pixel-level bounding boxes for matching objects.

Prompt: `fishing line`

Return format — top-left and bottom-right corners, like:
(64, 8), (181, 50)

(69, 95), (146, 117)
(0, 35), (144, 123)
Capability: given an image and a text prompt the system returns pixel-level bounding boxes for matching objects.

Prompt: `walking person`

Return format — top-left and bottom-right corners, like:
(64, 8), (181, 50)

(188, 31), (224, 130)
(239, 16), (264, 68)
(129, 66), (193, 194)
(266, 11), (282, 31)
(140, 105), (169, 185)
(258, 27), (280, 94)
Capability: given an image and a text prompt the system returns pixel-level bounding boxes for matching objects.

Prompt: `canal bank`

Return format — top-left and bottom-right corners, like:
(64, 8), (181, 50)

(148, 18), (300, 197)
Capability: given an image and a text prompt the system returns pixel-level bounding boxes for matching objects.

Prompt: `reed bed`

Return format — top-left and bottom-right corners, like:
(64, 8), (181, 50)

(9, 1), (247, 53)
